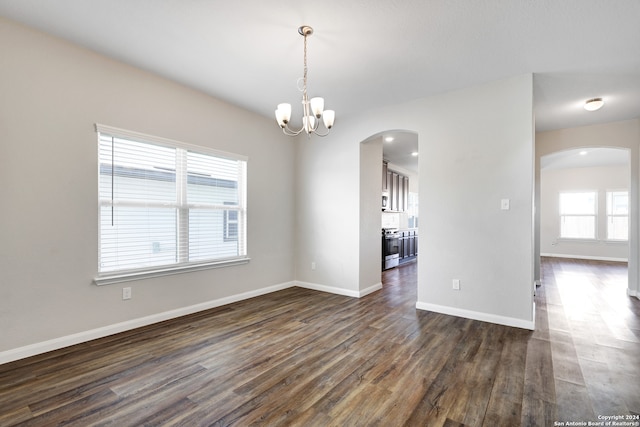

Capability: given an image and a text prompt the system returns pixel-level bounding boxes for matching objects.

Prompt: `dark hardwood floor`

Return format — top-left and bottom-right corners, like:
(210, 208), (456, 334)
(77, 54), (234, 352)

(0, 257), (638, 426)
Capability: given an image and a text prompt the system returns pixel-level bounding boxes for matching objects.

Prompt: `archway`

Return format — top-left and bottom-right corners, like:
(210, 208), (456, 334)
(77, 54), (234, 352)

(359, 130), (419, 293)
(536, 136), (638, 300)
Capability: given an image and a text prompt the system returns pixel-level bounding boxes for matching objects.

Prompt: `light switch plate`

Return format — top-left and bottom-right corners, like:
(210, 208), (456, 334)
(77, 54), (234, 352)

(501, 199), (510, 210)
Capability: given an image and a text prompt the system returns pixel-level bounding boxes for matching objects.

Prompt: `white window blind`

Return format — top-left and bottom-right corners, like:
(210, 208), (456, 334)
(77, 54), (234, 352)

(559, 191), (596, 239)
(96, 125), (247, 280)
(606, 190), (629, 241)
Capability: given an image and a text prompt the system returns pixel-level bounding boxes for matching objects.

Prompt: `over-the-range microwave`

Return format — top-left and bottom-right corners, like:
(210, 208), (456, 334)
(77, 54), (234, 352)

(382, 193), (389, 210)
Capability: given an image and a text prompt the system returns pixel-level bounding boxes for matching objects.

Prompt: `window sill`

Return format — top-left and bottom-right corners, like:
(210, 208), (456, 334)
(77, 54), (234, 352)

(94, 257), (251, 286)
(556, 238), (628, 245)
(556, 238), (598, 243)
(604, 239), (629, 244)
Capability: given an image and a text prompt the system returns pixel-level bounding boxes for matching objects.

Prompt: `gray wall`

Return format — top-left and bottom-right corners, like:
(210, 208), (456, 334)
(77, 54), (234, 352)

(0, 17), (296, 356)
(359, 137), (383, 293)
(296, 74), (536, 329)
(1, 14), (546, 361)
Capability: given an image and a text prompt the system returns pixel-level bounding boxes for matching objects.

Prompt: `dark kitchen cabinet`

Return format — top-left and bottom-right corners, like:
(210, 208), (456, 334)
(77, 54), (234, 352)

(413, 230), (418, 256)
(382, 161), (389, 192)
(383, 164), (409, 212)
(391, 172), (399, 211)
(400, 175), (408, 212)
(411, 231), (418, 257)
(398, 229), (418, 264)
(401, 233), (409, 258)
(397, 175), (404, 213)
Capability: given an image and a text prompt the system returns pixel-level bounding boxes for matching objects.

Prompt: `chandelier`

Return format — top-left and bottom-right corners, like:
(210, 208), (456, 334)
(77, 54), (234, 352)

(275, 26), (335, 137)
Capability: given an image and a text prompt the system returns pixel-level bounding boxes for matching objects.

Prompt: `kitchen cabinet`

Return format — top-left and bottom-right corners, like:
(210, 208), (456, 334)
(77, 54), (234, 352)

(399, 175), (408, 212)
(395, 174), (400, 210)
(405, 176), (410, 211)
(412, 233), (418, 256)
(382, 161), (389, 192)
(383, 165), (409, 212)
(391, 172), (399, 211)
(398, 229), (418, 264)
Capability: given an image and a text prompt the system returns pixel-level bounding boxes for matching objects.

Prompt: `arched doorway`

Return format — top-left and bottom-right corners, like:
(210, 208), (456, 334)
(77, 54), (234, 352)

(536, 144), (636, 298)
(360, 130), (419, 293)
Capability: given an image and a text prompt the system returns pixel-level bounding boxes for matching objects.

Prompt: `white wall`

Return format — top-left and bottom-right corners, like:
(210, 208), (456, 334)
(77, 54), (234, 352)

(0, 17), (296, 358)
(359, 138), (383, 293)
(293, 117), (362, 296)
(296, 74), (535, 329)
(535, 119), (640, 298)
(540, 165), (629, 261)
(416, 75), (534, 328)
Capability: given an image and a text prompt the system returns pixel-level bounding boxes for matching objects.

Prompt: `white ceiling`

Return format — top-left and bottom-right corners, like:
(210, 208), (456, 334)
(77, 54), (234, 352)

(541, 147), (630, 171)
(1, 0), (639, 173)
(381, 131), (419, 175)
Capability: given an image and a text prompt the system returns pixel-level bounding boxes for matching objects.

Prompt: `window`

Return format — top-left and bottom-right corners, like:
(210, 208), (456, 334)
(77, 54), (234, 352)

(96, 125), (247, 282)
(223, 202), (238, 242)
(607, 190), (628, 240)
(407, 192), (419, 228)
(559, 191), (596, 239)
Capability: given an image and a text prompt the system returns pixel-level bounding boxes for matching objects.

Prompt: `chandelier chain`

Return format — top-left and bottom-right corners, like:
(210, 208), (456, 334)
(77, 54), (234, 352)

(303, 32), (308, 98)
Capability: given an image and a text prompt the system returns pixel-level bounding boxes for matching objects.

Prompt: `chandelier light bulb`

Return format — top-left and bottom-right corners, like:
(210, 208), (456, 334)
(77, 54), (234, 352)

(310, 97), (325, 118)
(275, 103), (292, 127)
(322, 110), (335, 129)
(303, 115), (316, 133)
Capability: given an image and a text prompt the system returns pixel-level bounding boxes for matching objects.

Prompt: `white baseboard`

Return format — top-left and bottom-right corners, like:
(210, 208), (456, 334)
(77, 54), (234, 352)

(295, 281), (382, 298)
(0, 281), (295, 366)
(541, 253), (628, 263)
(0, 279), (385, 365)
(360, 282), (383, 297)
(415, 301), (535, 330)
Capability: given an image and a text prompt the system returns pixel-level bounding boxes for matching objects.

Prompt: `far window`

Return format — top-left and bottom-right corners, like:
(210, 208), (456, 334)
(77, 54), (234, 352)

(559, 191), (596, 239)
(606, 190), (628, 241)
(407, 192), (419, 228)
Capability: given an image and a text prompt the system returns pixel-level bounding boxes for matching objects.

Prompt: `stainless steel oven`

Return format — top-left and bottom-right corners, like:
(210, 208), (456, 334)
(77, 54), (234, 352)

(382, 229), (400, 270)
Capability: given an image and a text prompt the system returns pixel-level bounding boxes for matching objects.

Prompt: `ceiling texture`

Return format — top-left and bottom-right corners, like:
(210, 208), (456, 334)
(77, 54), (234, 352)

(1, 0), (639, 173)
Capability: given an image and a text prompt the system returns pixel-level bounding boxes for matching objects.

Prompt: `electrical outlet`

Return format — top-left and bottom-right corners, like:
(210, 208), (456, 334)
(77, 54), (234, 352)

(452, 279), (460, 290)
(122, 287), (132, 300)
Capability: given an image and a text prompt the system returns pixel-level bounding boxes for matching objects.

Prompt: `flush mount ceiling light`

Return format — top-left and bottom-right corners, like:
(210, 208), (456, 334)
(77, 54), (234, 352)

(275, 26), (335, 137)
(584, 98), (604, 111)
